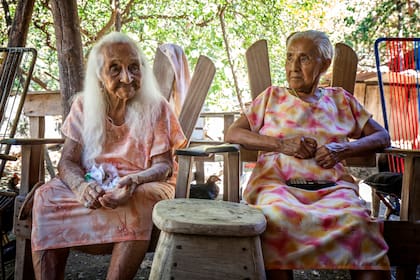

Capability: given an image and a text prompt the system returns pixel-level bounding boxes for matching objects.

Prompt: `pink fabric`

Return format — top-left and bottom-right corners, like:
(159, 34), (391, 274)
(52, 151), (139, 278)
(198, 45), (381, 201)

(244, 86), (390, 270)
(159, 44), (191, 116)
(31, 96), (186, 251)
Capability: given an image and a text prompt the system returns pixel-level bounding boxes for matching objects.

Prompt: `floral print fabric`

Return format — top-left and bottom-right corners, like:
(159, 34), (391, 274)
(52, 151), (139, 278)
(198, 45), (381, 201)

(244, 86), (390, 270)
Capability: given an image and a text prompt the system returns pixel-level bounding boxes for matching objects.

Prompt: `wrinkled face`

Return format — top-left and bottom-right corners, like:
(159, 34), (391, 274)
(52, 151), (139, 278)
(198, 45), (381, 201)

(285, 37), (327, 93)
(100, 42), (142, 101)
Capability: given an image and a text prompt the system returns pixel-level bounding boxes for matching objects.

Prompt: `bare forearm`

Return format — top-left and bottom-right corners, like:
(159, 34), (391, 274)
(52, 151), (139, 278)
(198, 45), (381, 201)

(57, 138), (88, 193)
(225, 127), (282, 152)
(133, 162), (172, 184)
(226, 125), (317, 159)
(340, 130), (390, 159)
(225, 114), (317, 158)
(58, 160), (86, 191)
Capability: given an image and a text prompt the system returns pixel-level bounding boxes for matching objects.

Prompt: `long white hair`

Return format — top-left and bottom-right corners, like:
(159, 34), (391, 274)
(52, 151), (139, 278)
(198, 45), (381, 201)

(81, 32), (163, 168)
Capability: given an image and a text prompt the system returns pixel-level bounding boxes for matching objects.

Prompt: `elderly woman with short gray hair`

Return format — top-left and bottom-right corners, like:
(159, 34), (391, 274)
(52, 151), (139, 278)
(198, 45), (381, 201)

(226, 30), (391, 280)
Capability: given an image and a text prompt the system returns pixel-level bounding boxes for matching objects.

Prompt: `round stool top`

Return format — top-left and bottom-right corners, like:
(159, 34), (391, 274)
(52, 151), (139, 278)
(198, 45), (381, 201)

(152, 198), (266, 236)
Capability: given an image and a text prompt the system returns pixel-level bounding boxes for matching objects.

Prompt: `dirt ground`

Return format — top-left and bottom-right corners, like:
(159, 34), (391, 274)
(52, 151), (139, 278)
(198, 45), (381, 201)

(2, 248), (416, 280)
(64, 251), (353, 280)
(64, 251), (152, 280)
(3, 250), (417, 280)
(62, 251), (413, 280)
(2, 162), (418, 279)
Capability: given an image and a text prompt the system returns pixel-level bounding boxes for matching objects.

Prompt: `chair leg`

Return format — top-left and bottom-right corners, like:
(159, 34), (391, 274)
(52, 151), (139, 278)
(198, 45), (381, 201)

(395, 265), (417, 280)
(385, 207), (392, 220)
(194, 160), (205, 184)
(371, 188), (381, 217)
(14, 237), (34, 280)
(0, 229), (4, 280)
(373, 190), (398, 220)
(380, 194), (399, 220)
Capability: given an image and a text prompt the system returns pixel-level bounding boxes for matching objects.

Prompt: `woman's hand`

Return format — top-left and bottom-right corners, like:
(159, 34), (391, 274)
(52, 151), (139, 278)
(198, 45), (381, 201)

(79, 182), (105, 209)
(281, 136), (317, 159)
(99, 186), (132, 209)
(98, 156), (172, 209)
(98, 173), (143, 209)
(315, 142), (346, 169)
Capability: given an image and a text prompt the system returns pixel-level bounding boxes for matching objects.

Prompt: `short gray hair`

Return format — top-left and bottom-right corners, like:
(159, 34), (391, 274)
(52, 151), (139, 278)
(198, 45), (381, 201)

(286, 30), (334, 62)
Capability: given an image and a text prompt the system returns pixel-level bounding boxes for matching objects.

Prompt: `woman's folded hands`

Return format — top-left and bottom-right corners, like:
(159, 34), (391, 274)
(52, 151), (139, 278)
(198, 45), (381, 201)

(280, 136), (346, 169)
(315, 142), (346, 169)
(280, 136), (317, 159)
(99, 172), (145, 209)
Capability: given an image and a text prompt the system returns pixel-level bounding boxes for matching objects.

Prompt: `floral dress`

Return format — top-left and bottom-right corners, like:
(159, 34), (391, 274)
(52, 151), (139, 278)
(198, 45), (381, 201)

(244, 86), (390, 270)
(31, 96), (186, 251)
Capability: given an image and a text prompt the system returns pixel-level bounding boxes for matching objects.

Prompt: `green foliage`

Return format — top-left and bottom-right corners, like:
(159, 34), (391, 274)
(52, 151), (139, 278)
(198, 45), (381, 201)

(344, 0), (419, 68)
(0, 0), (418, 111)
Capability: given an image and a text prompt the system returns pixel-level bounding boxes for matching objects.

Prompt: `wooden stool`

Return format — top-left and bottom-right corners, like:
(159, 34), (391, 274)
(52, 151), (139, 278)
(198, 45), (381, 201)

(150, 198), (267, 280)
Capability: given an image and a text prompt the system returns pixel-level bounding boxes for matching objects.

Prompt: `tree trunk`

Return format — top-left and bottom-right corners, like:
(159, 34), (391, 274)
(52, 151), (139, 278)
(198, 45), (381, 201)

(50, 0), (84, 117)
(7, 0), (35, 47)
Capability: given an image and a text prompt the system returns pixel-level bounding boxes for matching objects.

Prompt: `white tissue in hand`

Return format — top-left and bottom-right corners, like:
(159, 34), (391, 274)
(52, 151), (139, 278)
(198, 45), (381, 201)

(85, 163), (120, 191)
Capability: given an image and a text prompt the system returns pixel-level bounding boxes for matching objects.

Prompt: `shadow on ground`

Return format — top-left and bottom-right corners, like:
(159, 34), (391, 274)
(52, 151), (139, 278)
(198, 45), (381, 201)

(63, 250), (418, 280)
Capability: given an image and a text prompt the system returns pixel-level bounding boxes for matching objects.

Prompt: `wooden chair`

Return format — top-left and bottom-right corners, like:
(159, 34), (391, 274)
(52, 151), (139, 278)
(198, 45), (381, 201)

(369, 37), (420, 279)
(366, 38), (420, 219)
(0, 47), (37, 280)
(153, 43), (191, 115)
(1, 47), (216, 280)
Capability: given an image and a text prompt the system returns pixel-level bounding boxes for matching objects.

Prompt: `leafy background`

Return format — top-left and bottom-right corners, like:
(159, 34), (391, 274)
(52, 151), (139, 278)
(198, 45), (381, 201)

(1, 0), (419, 112)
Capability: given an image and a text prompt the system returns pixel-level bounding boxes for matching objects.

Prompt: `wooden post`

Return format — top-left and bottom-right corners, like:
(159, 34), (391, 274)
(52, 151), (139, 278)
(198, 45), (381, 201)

(50, 0), (84, 117)
(7, 0), (36, 47)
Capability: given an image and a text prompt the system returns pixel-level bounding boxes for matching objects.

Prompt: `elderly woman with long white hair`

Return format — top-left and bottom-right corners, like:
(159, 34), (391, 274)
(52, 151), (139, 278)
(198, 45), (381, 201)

(30, 32), (186, 279)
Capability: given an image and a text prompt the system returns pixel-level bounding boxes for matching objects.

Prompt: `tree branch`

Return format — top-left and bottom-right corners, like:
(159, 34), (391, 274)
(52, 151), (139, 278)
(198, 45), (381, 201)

(218, 4), (245, 113)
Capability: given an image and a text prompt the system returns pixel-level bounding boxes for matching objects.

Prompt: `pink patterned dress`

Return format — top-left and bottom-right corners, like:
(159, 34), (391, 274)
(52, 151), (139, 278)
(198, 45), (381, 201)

(243, 86), (390, 270)
(31, 96), (186, 251)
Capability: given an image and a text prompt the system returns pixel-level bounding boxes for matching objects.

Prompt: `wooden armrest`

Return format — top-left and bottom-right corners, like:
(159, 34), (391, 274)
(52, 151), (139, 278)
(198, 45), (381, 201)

(345, 154), (376, 167)
(189, 140), (226, 146)
(199, 111), (239, 118)
(175, 143), (239, 157)
(0, 153), (18, 161)
(0, 138), (64, 146)
(384, 147), (420, 156)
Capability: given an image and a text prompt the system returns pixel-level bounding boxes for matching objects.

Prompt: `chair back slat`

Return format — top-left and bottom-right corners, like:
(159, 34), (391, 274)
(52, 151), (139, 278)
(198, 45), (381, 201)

(153, 44), (191, 117)
(245, 39), (272, 99)
(153, 47), (175, 101)
(178, 55), (215, 142)
(332, 43), (358, 93)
